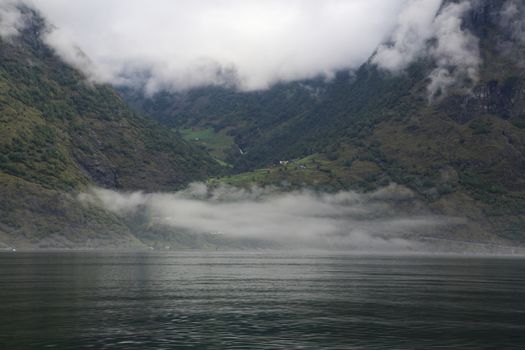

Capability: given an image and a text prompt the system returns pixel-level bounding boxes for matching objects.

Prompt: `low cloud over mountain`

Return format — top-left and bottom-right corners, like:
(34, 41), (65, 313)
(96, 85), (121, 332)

(28, 0), (407, 94)
(2, 0), (516, 98)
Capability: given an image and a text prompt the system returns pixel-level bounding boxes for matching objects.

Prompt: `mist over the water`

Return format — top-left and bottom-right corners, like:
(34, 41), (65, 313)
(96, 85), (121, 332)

(80, 183), (461, 250)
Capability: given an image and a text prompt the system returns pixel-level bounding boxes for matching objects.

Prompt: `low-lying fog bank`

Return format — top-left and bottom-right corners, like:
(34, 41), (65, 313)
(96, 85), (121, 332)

(77, 183), (486, 252)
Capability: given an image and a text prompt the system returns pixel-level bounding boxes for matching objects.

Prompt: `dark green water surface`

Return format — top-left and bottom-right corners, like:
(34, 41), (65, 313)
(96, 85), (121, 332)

(0, 252), (524, 349)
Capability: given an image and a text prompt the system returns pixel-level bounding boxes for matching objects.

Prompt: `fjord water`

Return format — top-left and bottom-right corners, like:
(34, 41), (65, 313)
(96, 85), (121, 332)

(0, 252), (524, 349)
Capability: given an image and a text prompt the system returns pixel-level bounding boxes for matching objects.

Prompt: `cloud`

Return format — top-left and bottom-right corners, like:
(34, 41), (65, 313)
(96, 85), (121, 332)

(80, 183), (460, 251)
(3, 0), (484, 98)
(24, 0), (407, 94)
(372, 0), (442, 71)
(500, 0), (525, 44)
(0, 0), (24, 38)
(426, 1), (480, 99)
(373, 0), (481, 100)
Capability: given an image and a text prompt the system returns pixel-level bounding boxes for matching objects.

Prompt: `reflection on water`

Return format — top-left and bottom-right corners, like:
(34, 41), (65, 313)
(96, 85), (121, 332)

(0, 251), (524, 349)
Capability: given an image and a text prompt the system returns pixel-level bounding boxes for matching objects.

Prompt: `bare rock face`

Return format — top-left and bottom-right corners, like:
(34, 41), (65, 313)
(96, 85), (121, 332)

(74, 156), (119, 188)
(440, 79), (525, 124)
(433, 1), (525, 125)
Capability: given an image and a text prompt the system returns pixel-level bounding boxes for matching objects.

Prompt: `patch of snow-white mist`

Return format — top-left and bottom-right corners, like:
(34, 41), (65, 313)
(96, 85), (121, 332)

(373, 0), (481, 100)
(79, 183), (461, 250)
(372, 0), (443, 71)
(426, 1), (480, 100)
(0, 0), (103, 81)
(42, 27), (105, 82)
(0, 0), (23, 38)
(500, 0), (525, 44)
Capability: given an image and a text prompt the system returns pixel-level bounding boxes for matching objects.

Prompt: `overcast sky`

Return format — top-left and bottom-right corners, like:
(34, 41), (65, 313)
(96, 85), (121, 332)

(26, 0), (414, 93)
(1, 0), (493, 97)
(1, 0), (497, 96)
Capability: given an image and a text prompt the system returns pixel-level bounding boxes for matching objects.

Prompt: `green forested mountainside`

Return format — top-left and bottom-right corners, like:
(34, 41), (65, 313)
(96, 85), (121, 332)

(120, 79), (325, 166)
(1, 1), (524, 249)
(123, 1), (525, 243)
(0, 8), (221, 248)
(120, 63), (429, 171)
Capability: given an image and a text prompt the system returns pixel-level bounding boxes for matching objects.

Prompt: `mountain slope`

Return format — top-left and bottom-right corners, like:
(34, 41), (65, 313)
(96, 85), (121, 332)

(123, 0), (525, 244)
(0, 7), (222, 248)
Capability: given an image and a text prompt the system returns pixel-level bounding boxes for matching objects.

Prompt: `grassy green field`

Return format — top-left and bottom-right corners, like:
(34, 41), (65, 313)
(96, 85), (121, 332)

(208, 152), (360, 190)
(180, 127), (236, 164)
